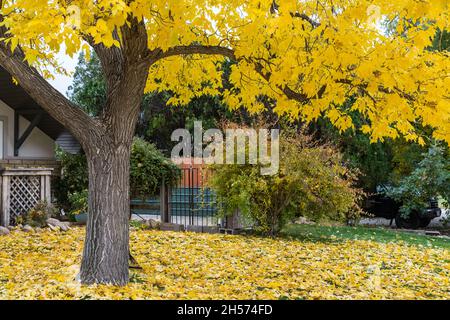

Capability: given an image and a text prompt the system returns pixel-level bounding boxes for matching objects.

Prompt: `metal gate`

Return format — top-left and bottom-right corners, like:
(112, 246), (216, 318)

(131, 166), (219, 228)
(169, 167), (218, 227)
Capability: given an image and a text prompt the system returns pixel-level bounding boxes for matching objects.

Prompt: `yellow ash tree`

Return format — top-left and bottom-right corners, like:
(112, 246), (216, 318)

(0, 0), (448, 285)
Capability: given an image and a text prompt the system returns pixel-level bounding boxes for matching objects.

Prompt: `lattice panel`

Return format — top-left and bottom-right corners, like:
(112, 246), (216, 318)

(9, 176), (41, 225)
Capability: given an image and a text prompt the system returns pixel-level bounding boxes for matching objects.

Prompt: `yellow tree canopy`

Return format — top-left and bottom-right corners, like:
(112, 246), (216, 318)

(1, 0), (449, 144)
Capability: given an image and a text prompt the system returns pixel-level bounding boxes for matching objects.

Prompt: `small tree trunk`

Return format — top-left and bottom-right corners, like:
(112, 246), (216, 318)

(79, 141), (132, 286)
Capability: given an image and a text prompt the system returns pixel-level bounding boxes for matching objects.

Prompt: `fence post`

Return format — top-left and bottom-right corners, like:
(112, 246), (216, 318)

(0, 175), (9, 226)
(160, 181), (170, 223)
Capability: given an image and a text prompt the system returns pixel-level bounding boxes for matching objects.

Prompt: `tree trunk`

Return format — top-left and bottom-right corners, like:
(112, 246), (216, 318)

(0, 16), (151, 286)
(76, 34), (150, 284)
(79, 140), (132, 285)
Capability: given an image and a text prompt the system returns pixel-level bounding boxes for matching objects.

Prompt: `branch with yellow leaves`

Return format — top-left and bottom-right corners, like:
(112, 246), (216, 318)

(147, 44), (317, 104)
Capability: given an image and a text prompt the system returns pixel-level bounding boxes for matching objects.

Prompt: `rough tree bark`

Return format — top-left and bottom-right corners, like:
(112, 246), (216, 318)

(80, 142), (132, 284)
(78, 55), (150, 285)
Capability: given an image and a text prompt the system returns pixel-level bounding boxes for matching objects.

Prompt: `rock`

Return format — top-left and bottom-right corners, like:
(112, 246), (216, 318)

(7, 226), (14, 231)
(186, 225), (219, 234)
(203, 226), (220, 234)
(47, 224), (58, 232)
(22, 225), (34, 233)
(425, 230), (441, 236)
(294, 217), (315, 225)
(185, 225), (203, 233)
(144, 219), (161, 229)
(0, 226), (10, 236)
(400, 229), (426, 235)
(160, 222), (185, 232)
(59, 224), (70, 232)
(46, 218), (61, 226)
(46, 218), (70, 232)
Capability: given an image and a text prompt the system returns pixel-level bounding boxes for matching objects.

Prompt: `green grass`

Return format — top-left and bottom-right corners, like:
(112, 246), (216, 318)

(282, 224), (450, 250)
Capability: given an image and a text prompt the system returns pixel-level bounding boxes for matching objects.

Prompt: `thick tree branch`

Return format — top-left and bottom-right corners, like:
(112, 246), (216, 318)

(271, 0), (321, 28)
(147, 45), (236, 64)
(291, 12), (321, 28)
(83, 33), (124, 92)
(254, 62), (312, 103)
(0, 15), (103, 147)
(81, 16), (150, 141)
(120, 17), (149, 66)
(0, 48), (103, 143)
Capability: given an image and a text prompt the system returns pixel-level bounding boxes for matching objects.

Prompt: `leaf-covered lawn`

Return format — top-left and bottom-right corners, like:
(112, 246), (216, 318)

(0, 227), (449, 300)
(282, 224), (450, 250)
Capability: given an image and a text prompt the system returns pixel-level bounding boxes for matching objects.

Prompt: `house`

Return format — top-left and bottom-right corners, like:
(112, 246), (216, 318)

(0, 67), (80, 226)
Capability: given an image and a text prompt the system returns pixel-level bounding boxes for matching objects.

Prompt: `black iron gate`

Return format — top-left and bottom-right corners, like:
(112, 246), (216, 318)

(169, 167), (219, 227)
(131, 166), (219, 228)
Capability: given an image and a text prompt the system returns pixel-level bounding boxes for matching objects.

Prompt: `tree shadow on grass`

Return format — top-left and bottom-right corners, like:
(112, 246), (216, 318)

(279, 223), (450, 249)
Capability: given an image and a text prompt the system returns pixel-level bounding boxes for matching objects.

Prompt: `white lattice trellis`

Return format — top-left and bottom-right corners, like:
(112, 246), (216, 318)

(9, 176), (42, 224)
(0, 168), (53, 226)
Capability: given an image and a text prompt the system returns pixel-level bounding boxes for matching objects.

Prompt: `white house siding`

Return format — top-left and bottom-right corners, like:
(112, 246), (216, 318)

(0, 100), (55, 159)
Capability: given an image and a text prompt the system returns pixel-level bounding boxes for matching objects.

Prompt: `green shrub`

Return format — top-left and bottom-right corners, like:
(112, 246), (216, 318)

(55, 138), (180, 211)
(67, 189), (88, 217)
(53, 148), (89, 211)
(209, 130), (364, 235)
(130, 138), (180, 199)
(17, 201), (58, 227)
(386, 144), (450, 217)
